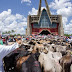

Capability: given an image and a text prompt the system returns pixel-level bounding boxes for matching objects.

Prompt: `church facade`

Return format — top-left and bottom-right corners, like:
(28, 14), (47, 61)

(26, 0), (64, 36)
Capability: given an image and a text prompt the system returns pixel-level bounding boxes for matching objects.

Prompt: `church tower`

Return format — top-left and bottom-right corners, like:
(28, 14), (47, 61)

(26, 0), (64, 36)
(38, 0), (51, 16)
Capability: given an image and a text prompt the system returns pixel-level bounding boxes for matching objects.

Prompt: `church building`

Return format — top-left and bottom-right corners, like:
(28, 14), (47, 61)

(26, 0), (64, 36)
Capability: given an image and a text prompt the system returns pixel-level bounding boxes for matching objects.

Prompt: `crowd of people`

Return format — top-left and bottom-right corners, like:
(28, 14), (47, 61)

(26, 34), (72, 44)
(0, 34), (72, 46)
(0, 35), (21, 45)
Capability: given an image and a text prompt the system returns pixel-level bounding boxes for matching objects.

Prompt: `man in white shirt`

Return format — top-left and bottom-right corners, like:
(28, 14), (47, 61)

(0, 40), (22, 72)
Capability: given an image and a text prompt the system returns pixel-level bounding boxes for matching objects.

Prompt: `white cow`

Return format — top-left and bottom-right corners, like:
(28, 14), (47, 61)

(39, 50), (62, 72)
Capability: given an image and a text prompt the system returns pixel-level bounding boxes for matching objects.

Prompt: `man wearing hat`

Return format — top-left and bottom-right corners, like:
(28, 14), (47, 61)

(0, 40), (22, 72)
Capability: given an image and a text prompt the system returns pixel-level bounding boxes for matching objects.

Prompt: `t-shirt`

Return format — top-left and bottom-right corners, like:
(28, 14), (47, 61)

(0, 43), (19, 72)
(0, 40), (3, 45)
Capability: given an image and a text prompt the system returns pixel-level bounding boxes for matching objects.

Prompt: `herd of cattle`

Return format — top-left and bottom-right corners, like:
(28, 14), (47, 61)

(3, 35), (72, 72)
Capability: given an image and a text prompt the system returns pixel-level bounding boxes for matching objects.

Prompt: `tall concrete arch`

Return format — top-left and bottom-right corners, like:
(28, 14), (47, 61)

(37, 0), (51, 16)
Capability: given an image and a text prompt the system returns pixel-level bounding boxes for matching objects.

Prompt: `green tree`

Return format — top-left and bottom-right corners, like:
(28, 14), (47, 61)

(14, 34), (16, 36)
(6, 31), (8, 34)
(12, 30), (15, 33)
(2, 32), (5, 34)
(64, 34), (72, 37)
(17, 34), (20, 35)
(8, 31), (11, 34)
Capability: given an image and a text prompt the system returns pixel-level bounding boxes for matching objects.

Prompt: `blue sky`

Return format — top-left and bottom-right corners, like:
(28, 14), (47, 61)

(0, 0), (53, 17)
(0, 0), (72, 34)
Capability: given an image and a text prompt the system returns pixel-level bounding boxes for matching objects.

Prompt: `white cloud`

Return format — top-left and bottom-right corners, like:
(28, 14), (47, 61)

(57, 7), (72, 17)
(49, 0), (72, 34)
(0, 9), (11, 21)
(64, 19), (72, 34)
(28, 8), (38, 15)
(62, 17), (68, 27)
(70, 20), (72, 23)
(28, 7), (47, 15)
(41, 7), (46, 11)
(49, 0), (72, 10)
(64, 21), (72, 34)
(0, 9), (27, 35)
(49, 0), (72, 17)
(21, 0), (31, 3)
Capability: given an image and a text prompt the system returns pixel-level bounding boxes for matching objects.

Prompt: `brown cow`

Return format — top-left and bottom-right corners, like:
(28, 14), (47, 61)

(60, 51), (72, 72)
(16, 55), (30, 72)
